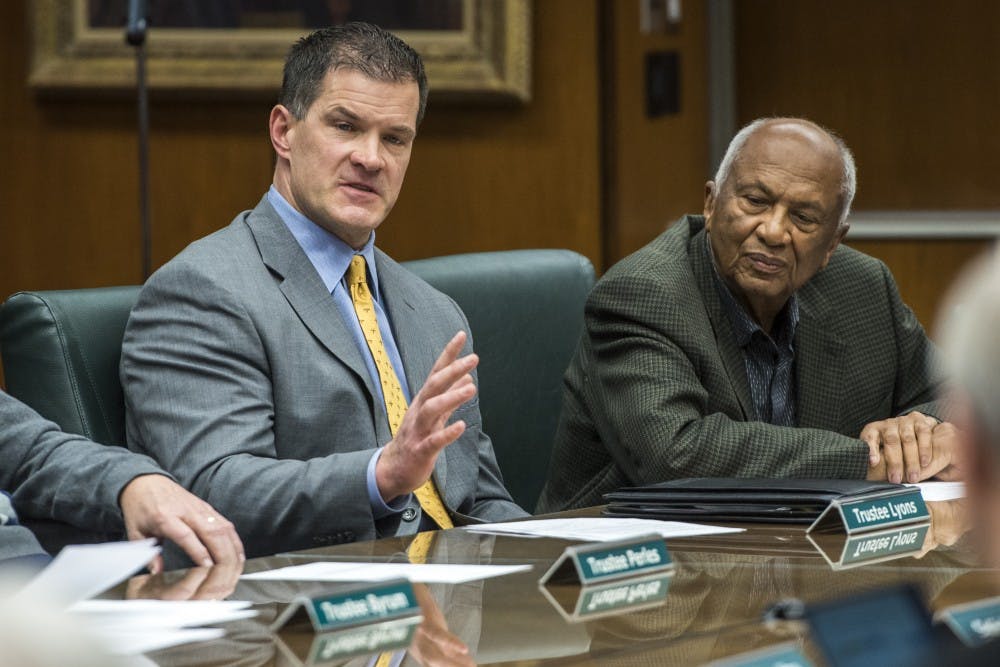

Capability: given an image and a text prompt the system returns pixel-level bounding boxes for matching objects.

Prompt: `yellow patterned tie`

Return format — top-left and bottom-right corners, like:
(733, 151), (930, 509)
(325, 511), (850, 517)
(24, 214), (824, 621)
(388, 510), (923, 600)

(347, 255), (454, 530)
(374, 532), (437, 666)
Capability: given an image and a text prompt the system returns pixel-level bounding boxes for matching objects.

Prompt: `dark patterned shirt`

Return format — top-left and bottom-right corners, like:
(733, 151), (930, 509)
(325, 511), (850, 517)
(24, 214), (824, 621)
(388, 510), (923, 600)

(706, 236), (800, 426)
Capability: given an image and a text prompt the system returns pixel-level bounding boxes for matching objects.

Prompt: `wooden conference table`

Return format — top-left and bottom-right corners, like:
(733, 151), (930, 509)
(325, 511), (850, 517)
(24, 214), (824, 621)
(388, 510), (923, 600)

(129, 501), (995, 666)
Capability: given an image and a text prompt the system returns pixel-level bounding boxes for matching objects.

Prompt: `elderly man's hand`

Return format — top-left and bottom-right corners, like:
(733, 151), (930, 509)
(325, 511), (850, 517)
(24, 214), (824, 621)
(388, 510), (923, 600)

(861, 412), (960, 484)
(916, 498), (971, 559)
(119, 474), (245, 574)
(376, 331), (478, 502)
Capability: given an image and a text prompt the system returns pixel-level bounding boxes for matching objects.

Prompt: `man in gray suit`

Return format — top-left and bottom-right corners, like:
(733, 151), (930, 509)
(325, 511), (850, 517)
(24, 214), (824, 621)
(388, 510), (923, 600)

(121, 23), (525, 559)
(539, 117), (963, 513)
(1, 390), (243, 570)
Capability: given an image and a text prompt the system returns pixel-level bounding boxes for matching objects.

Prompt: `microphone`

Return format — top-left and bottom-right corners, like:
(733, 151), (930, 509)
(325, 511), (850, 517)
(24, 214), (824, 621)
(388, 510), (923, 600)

(763, 597), (806, 623)
(125, 0), (147, 46)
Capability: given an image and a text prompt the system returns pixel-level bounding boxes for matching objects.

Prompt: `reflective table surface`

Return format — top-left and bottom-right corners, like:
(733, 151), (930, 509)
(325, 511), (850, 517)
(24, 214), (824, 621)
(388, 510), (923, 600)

(123, 500), (996, 666)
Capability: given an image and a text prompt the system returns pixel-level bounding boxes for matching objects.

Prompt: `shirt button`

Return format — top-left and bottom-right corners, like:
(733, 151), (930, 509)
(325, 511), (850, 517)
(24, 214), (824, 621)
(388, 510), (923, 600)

(402, 508), (417, 522)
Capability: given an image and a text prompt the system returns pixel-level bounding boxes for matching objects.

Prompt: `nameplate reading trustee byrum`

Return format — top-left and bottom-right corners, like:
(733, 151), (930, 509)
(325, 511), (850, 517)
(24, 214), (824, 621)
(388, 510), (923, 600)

(271, 578), (421, 633)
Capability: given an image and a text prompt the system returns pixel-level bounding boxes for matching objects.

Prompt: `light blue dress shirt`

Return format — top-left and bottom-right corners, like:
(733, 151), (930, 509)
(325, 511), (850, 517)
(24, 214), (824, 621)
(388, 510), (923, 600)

(267, 186), (413, 517)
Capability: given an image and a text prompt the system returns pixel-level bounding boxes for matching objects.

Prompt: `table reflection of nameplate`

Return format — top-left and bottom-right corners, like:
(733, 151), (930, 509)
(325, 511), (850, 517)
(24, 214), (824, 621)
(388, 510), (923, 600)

(705, 642), (814, 667)
(274, 616), (422, 666)
(938, 596), (1000, 647)
(806, 522), (930, 570)
(538, 534), (673, 586)
(538, 571), (673, 622)
(271, 578), (421, 633)
(808, 487), (929, 536)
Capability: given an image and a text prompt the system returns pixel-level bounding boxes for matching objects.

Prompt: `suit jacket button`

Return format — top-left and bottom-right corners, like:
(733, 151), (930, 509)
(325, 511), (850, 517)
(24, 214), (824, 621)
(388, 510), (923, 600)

(402, 508), (417, 522)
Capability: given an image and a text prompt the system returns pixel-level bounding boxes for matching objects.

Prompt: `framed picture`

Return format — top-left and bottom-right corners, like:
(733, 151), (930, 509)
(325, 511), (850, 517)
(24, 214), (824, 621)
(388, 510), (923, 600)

(29, 0), (531, 102)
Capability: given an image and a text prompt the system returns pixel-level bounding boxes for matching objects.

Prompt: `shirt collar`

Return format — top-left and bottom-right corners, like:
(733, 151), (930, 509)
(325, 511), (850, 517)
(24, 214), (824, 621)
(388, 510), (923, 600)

(267, 185), (380, 297)
(704, 232), (799, 348)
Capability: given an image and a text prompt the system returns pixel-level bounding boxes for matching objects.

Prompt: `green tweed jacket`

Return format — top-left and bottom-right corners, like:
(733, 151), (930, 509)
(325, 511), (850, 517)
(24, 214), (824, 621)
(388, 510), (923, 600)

(537, 216), (942, 513)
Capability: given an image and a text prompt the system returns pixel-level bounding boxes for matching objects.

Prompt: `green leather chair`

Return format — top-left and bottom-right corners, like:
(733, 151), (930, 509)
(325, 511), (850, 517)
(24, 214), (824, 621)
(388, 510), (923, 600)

(405, 250), (595, 509)
(1, 286), (140, 448)
(1, 249), (594, 514)
(0, 285), (140, 549)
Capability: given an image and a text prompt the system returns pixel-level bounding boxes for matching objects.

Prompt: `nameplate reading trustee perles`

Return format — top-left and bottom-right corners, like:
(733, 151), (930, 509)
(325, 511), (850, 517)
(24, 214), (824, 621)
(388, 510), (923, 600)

(807, 487), (929, 536)
(539, 534), (673, 586)
(539, 571), (673, 622)
(271, 578), (421, 633)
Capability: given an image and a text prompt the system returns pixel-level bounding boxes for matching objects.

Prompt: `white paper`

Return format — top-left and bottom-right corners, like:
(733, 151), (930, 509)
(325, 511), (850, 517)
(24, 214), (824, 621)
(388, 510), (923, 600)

(906, 481), (966, 502)
(66, 599), (256, 656)
(69, 599), (257, 629)
(242, 561), (531, 584)
(93, 627), (225, 655)
(462, 517), (745, 542)
(15, 539), (160, 605)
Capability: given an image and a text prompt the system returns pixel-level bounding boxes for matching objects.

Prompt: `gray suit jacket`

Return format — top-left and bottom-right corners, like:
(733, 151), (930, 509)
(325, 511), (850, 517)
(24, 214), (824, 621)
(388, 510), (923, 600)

(1, 390), (164, 535)
(538, 216), (942, 512)
(121, 197), (524, 558)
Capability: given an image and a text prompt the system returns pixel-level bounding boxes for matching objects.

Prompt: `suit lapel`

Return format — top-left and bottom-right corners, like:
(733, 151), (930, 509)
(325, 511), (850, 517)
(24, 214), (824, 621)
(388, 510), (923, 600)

(243, 197), (379, 404)
(690, 230), (753, 418)
(376, 250), (451, 493)
(794, 282), (847, 430)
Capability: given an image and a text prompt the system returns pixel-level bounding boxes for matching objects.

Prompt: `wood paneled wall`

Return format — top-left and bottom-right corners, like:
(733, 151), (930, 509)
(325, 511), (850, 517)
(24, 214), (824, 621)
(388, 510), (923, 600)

(3, 0), (995, 368)
(734, 0), (1000, 211)
(734, 0), (1000, 329)
(0, 0), (602, 304)
(602, 0), (710, 265)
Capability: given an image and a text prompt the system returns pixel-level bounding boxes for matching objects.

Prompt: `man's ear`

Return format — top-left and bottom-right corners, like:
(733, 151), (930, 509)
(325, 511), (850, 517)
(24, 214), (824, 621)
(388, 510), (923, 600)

(269, 105), (295, 160)
(822, 223), (850, 267)
(703, 181), (717, 221)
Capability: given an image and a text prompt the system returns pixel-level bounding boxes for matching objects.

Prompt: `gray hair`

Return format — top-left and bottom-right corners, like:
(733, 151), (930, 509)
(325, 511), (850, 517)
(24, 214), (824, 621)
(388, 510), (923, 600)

(938, 247), (1000, 443)
(713, 118), (857, 230)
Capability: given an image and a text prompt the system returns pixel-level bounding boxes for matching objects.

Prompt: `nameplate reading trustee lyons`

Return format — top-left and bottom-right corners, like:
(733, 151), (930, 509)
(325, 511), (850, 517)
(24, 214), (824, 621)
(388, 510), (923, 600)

(808, 488), (929, 536)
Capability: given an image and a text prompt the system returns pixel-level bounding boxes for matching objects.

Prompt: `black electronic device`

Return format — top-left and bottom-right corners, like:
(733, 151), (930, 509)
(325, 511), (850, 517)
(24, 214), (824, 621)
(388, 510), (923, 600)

(803, 584), (944, 667)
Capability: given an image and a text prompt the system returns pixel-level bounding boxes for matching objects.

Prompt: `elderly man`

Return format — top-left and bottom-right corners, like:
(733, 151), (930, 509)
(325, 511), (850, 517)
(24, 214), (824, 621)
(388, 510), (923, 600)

(121, 23), (525, 559)
(539, 117), (961, 513)
(1, 390), (243, 571)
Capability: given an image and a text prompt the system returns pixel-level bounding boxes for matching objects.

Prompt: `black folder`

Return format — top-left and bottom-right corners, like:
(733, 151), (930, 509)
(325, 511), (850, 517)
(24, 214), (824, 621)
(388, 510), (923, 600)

(602, 478), (905, 524)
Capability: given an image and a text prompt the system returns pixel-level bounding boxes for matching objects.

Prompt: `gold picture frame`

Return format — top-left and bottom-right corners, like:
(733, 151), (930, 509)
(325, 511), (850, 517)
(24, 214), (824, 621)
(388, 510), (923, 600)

(28, 0), (531, 102)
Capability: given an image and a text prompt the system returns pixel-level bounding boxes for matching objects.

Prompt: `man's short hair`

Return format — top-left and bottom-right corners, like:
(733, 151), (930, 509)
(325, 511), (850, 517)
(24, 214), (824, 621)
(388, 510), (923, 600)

(713, 118), (857, 230)
(939, 247), (1000, 444)
(280, 22), (428, 124)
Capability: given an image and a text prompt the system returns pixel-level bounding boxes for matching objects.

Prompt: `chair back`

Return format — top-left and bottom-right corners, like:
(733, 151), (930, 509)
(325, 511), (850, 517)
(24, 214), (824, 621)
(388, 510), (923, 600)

(0, 250), (595, 511)
(404, 249), (595, 510)
(0, 286), (141, 446)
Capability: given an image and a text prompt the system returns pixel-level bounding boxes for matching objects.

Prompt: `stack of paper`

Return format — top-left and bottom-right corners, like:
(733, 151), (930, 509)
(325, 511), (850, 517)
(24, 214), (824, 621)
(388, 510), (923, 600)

(242, 561), (531, 584)
(14, 540), (255, 656)
(906, 481), (966, 502)
(68, 599), (256, 655)
(463, 517), (745, 542)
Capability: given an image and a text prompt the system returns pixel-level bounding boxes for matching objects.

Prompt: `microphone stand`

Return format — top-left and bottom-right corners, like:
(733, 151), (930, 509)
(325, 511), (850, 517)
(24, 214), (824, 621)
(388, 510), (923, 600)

(126, 0), (151, 280)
